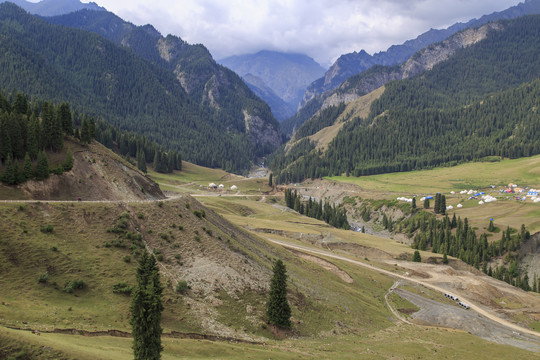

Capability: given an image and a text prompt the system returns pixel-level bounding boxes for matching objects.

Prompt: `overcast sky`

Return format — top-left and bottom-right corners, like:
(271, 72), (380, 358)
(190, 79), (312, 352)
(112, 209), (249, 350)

(81, 0), (522, 67)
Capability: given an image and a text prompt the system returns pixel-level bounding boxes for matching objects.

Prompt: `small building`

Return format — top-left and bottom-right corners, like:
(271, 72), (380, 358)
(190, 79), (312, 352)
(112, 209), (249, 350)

(218, 184), (224, 189)
(528, 190), (538, 196)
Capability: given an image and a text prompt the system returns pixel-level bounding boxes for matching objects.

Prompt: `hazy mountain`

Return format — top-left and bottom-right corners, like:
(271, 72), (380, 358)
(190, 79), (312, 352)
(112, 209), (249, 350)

(219, 51), (326, 120)
(0, 3), (280, 173)
(271, 15), (540, 182)
(301, 0), (540, 108)
(242, 73), (295, 122)
(0, 0), (104, 16)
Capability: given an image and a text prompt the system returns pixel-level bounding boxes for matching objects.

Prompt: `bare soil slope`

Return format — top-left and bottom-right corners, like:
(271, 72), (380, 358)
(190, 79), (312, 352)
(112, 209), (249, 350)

(18, 140), (164, 201)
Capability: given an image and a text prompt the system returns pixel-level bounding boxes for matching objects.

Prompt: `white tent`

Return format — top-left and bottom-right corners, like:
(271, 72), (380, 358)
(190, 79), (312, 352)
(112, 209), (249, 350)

(457, 204), (463, 208)
(231, 185), (238, 190)
(218, 184), (224, 188)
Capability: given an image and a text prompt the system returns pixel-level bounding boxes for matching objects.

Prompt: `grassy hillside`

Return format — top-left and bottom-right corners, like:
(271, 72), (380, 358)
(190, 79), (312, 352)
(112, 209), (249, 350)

(326, 154), (540, 233)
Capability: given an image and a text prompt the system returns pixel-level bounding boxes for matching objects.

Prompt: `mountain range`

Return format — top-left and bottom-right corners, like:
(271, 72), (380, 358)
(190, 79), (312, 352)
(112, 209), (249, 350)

(0, 2), (281, 174)
(219, 51), (326, 121)
(270, 15), (540, 183)
(295, 0), (540, 133)
(0, 0), (104, 16)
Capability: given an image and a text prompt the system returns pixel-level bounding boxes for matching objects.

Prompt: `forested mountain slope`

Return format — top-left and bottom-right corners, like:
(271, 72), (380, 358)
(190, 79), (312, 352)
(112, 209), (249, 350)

(0, 3), (280, 174)
(299, 0), (540, 111)
(270, 15), (540, 183)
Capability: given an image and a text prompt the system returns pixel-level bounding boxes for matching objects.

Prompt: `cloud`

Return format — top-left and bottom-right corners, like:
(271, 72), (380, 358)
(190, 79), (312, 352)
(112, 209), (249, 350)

(91, 0), (521, 67)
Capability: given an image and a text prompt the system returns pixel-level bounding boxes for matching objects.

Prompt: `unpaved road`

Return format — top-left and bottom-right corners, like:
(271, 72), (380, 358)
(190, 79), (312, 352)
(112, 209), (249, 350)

(266, 237), (540, 341)
(394, 287), (540, 352)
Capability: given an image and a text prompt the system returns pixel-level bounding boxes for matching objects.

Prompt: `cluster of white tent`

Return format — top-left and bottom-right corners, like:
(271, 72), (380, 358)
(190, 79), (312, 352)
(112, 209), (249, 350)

(478, 195), (497, 205)
(208, 183), (238, 190)
(396, 197), (413, 203)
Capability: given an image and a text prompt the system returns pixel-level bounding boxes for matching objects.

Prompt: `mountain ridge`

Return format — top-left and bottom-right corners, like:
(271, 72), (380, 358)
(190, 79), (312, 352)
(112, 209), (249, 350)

(300, 0), (540, 110)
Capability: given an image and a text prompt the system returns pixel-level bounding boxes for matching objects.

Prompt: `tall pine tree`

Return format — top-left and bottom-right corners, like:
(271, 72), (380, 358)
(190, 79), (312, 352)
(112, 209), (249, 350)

(266, 259), (291, 329)
(130, 252), (163, 360)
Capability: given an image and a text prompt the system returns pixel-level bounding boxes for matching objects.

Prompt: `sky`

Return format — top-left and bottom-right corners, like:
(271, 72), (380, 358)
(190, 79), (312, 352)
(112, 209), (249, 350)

(76, 0), (522, 67)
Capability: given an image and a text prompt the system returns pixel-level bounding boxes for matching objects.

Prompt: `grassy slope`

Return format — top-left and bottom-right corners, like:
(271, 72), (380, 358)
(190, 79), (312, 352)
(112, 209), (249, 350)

(327, 155), (540, 232)
(149, 161), (273, 194)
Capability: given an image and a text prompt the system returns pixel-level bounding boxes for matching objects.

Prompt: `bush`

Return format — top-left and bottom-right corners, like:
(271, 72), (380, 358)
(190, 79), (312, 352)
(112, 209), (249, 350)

(176, 280), (190, 294)
(40, 224), (54, 233)
(37, 272), (49, 284)
(64, 280), (87, 293)
(123, 255), (131, 263)
(113, 282), (133, 295)
(412, 250), (422, 262)
(50, 246), (58, 252)
(193, 210), (205, 218)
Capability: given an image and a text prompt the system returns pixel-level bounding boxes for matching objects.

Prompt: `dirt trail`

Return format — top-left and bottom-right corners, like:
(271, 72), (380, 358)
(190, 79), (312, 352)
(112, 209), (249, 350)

(266, 237), (540, 340)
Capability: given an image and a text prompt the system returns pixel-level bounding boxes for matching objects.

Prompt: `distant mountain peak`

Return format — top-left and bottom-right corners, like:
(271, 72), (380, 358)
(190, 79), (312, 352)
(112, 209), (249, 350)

(0, 0), (105, 16)
(219, 51), (326, 121)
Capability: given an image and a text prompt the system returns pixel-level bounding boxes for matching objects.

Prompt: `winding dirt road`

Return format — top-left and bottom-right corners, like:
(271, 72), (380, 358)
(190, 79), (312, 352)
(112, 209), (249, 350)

(267, 237), (540, 340)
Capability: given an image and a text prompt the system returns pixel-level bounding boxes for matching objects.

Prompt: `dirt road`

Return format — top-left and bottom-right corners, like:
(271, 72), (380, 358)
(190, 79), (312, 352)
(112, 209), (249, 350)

(266, 237), (540, 340)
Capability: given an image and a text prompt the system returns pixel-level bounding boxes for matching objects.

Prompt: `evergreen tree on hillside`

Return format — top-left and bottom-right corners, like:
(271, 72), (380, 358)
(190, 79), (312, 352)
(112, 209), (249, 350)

(413, 250), (422, 262)
(0, 155), (16, 185)
(23, 152), (33, 180)
(35, 151), (49, 180)
(27, 114), (40, 159)
(81, 118), (91, 144)
(266, 259), (291, 329)
(58, 102), (73, 136)
(137, 146), (147, 173)
(423, 197), (430, 209)
(131, 252), (163, 360)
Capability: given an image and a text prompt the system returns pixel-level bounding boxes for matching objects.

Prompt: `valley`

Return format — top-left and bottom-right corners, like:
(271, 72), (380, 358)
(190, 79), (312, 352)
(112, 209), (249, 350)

(0, 0), (539, 359)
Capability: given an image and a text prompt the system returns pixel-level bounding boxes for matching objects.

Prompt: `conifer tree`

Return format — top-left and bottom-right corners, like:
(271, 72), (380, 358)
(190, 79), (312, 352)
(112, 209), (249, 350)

(488, 219), (495, 232)
(23, 152), (33, 180)
(269, 173), (273, 187)
(266, 259), (291, 329)
(442, 253), (448, 264)
(137, 146), (147, 173)
(27, 114), (40, 159)
(81, 118), (90, 144)
(35, 151), (49, 180)
(131, 252), (163, 360)
(63, 148), (74, 171)
(58, 103), (73, 136)
(1, 155), (16, 185)
(423, 197), (430, 209)
(175, 152), (182, 171)
(413, 250), (421, 262)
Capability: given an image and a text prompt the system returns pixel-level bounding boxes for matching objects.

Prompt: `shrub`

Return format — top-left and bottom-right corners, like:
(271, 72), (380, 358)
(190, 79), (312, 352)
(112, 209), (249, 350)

(137, 213), (144, 219)
(38, 272), (49, 284)
(64, 280), (87, 293)
(156, 254), (164, 262)
(123, 255), (131, 263)
(113, 282), (133, 295)
(176, 280), (190, 294)
(50, 246), (58, 252)
(40, 224), (54, 233)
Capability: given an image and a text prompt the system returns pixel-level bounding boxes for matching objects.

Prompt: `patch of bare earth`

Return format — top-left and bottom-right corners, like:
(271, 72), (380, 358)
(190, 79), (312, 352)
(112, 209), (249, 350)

(288, 249), (353, 283)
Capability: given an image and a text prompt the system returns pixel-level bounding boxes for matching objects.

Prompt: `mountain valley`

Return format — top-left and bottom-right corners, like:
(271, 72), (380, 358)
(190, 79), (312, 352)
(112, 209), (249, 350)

(0, 1), (539, 359)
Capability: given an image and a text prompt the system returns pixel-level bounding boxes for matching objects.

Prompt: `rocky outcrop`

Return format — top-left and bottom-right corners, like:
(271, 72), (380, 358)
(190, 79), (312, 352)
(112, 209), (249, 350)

(243, 110), (282, 150)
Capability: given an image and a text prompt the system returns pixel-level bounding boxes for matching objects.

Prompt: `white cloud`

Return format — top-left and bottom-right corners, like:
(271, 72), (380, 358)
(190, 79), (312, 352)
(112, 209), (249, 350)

(90, 0), (521, 67)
